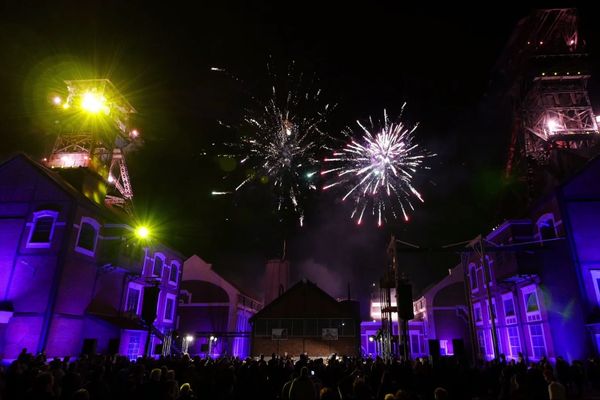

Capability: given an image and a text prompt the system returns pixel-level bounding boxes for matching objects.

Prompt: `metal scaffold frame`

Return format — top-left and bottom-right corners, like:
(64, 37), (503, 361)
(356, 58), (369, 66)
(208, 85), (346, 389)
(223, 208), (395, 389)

(45, 79), (140, 212)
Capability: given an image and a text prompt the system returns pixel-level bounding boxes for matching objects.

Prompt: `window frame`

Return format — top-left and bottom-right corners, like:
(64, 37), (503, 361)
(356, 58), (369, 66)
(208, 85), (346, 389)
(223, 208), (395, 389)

(476, 329), (486, 357)
(501, 292), (517, 324)
(163, 292), (177, 323)
(168, 261), (180, 285)
(473, 302), (483, 325)
(476, 266), (484, 291)
(528, 323), (547, 359)
(125, 282), (144, 316)
(484, 256), (494, 287)
(74, 217), (101, 257)
(469, 263), (478, 292)
(26, 210), (59, 248)
(506, 325), (521, 358)
(590, 270), (600, 306)
(485, 298), (498, 322)
(522, 284), (541, 321)
(151, 253), (166, 278)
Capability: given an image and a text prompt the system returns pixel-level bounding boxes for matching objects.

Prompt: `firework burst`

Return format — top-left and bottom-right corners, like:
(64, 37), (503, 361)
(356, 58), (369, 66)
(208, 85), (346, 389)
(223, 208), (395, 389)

(322, 105), (433, 226)
(213, 64), (333, 226)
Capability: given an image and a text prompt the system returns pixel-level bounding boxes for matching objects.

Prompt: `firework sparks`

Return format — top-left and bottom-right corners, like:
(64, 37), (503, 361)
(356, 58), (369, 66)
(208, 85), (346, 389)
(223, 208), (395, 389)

(214, 64), (332, 226)
(322, 105), (433, 226)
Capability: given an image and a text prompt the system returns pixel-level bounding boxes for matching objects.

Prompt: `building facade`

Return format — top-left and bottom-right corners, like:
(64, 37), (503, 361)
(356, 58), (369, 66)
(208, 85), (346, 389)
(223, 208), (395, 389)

(251, 280), (360, 357)
(178, 255), (262, 358)
(0, 154), (183, 360)
(465, 158), (600, 362)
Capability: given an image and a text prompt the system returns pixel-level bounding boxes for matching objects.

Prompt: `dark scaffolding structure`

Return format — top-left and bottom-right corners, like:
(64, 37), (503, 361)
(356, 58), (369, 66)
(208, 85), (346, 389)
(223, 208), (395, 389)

(45, 79), (141, 213)
(500, 8), (600, 200)
(378, 236), (415, 361)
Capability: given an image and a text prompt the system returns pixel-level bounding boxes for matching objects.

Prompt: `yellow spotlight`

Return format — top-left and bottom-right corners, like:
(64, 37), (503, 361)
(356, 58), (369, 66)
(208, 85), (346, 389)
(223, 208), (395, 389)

(135, 226), (150, 239)
(62, 103), (70, 109)
(81, 91), (108, 114)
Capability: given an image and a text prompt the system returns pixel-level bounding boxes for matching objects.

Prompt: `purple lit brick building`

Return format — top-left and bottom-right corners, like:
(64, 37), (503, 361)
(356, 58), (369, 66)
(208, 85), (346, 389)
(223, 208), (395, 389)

(0, 154), (183, 360)
(178, 255), (262, 358)
(466, 158), (600, 363)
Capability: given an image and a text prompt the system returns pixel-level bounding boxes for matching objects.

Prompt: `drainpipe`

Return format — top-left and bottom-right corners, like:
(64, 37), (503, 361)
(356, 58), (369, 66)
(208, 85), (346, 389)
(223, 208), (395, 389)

(462, 252), (479, 365)
(481, 237), (500, 358)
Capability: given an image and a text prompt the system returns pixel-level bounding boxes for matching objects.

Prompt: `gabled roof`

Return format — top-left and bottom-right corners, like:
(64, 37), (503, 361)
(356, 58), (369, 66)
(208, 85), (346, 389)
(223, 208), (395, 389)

(0, 153), (187, 259)
(0, 153), (125, 223)
(250, 279), (358, 320)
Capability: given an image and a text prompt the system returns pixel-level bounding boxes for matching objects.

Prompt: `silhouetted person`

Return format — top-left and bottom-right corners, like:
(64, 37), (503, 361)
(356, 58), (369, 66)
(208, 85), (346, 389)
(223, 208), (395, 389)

(176, 383), (196, 400)
(26, 372), (56, 400)
(544, 370), (566, 400)
(72, 389), (90, 400)
(289, 367), (317, 400)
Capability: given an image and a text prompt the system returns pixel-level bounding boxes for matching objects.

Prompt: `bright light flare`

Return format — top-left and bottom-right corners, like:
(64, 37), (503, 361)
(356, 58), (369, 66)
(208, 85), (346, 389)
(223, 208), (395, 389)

(81, 91), (109, 114)
(322, 107), (433, 226)
(547, 118), (561, 133)
(135, 226), (150, 239)
(52, 96), (62, 105)
(185, 335), (194, 342)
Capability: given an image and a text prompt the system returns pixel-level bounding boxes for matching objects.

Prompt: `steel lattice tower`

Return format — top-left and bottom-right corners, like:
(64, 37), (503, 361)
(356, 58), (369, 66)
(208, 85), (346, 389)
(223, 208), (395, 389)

(501, 9), (600, 199)
(45, 79), (140, 212)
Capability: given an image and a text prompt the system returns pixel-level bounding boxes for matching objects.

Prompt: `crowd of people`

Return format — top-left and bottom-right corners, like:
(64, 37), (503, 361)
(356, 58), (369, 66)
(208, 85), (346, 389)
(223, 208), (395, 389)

(1, 349), (599, 400)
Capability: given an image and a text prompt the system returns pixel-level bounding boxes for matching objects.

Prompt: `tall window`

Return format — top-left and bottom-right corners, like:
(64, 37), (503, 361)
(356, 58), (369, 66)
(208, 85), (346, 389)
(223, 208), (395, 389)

(163, 293), (176, 322)
(152, 254), (164, 277)
(127, 333), (141, 360)
(590, 270), (600, 306)
(503, 295), (516, 317)
(474, 302), (483, 324)
(169, 262), (179, 284)
(486, 299), (498, 322)
(529, 324), (546, 358)
(477, 330), (486, 357)
(476, 267), (484, 290)
(484, 329), (494, 357)
(506, 326), (521, 358)
(126, 283), (142, 315)
(485, 257), (494, 287)
(27, 210), (58, 247)
(522, 285), (542, 322)
(75, 217), (100, 256)
(470, 264), (478, 291)
(525, 291), (539, 313)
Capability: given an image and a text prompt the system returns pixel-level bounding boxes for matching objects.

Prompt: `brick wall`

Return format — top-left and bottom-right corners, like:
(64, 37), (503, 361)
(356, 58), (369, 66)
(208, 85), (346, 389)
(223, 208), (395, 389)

(252, 337), (358, 357)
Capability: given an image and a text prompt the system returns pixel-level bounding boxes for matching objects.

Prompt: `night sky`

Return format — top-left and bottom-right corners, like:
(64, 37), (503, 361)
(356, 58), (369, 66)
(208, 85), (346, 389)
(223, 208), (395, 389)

(0, 2), (595, 310)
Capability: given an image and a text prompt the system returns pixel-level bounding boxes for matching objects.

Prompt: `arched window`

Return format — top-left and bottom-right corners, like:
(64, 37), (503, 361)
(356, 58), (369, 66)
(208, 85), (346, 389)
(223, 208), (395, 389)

(152, 253), (165, 277)
(75, 217), (100, 256)
(484, 256), (494, 287)
(469, 263), (478, 291)
(169, 262), (179, 284)
(537, 213), (557, 241)
(27, 210), (58, 248)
